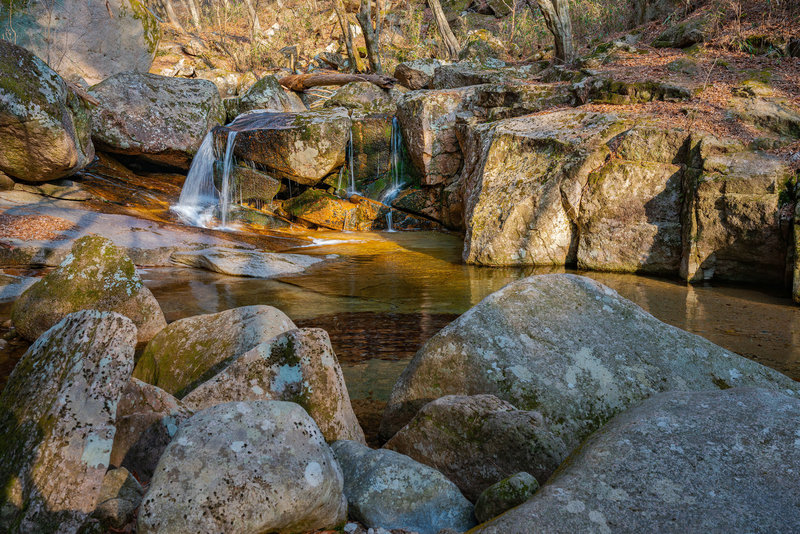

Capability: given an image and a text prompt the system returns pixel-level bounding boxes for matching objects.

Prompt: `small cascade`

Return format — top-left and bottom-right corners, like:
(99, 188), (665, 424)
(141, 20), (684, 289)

(347, 127), (357, 195)
(380, 117), (406, 232)
(218, 131), (238, 227)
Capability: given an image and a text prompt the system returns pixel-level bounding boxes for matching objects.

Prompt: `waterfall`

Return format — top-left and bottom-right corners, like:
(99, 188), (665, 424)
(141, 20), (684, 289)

(347, 127), (356, 195)
(380, 117), (405, 231)
(218, 131), (238, 227)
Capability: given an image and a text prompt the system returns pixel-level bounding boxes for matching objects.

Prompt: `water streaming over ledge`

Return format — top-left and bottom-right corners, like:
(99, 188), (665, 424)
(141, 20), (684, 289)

(380, 117), (406, 231)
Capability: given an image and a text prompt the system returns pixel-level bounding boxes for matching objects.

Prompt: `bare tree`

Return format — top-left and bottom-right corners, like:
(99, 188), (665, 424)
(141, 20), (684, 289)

(333, 0), (364, 72)
(356, 0), (382, 73)
(182, 0), (202, 30)
(243, 0), (262, 39)
(427, 0), (460, 59)
(525, 0), (574, 63)
(162, 0), (188, 32)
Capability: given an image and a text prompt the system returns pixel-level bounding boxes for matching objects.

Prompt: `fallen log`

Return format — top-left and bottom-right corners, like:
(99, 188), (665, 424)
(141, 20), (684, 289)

(279, 72), (397, 92)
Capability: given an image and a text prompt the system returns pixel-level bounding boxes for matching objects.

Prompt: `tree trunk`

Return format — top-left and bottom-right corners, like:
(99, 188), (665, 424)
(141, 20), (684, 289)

(427, 0), (460, 59)
(527, 0), (574, 63)
(356, 0), (382, 73)
(182, 0), (202, 30)
(279, 72), (396, 91)
(333, 0), (365, 72)
(243, 0), (262, 38)
(162, 0), (187, 32)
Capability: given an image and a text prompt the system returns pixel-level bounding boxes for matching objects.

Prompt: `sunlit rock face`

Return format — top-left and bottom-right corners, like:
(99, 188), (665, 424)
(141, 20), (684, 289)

(11, 235), (166, 343)
(132, 305), (296, 398)
(138, 401), (347, 534)
(0, 0), (159, 86)
(0, 310), (136, 533)
(0, 40), (94, 183)
(380, 274), (800, 476)
(332, 440), (475, 534)
(90, 73), (225, 169)
(474, 388), (800, 533)
(183, 328), (366, 444)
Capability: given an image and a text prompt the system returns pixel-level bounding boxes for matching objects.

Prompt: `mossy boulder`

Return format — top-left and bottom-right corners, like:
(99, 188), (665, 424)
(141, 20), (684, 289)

(0, 310), (136, 533)
(474, 472), (539, 523)
(576, 76), (691, 105)
(0, 39), (94, 183)
(324, 82), (396, 114)
(132, 305), (296, 397)
(223, 74), (306, 122)
(458, 29), (507, 62)
(727, 96), (800, 139)
(652, 15), (711, 48)
(183, 328), (365, 444)
(0, 0), (159, 85)
(11, 236), (166, 343)
(89, 73), (225, 169)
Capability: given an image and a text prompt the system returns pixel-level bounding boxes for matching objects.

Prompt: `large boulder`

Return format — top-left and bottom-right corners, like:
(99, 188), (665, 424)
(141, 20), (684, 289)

(331, 440), (475, 534)
(0, 39), (94, 183)
(0, 0), (159, 86)
(110, 378), (193, 483)
(384, 394), (564, 501)
(380, 274), (800, 478)
(183, 328), (366, 444)
(90, 73), (225, 168)
(0, 310), (137, 533)
(458, 30), (507, 62)
(216, 108), (350, 185)
(394, 59), (448, 90)
(473, 388), (800, 533)
(431, 62), (542, 90)
(132, 305), (296, 397)
(324, 82), (396, 114)
(223, 74), (306, 122)
(11, 235), (166, 343)
(652, 14), (712, 48)
(138, 401), (347, 534)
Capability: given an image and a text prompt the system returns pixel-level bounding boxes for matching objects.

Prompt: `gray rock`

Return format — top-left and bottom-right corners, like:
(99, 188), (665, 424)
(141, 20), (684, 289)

(324, 82), (396, 114)
(652, 15), (712, 48)
(0, 274), (37, 302)
(380, 274), (800, 481)
(473, 388), (800, 533)
(0, 310), (137, 533)
(384, 395), (563, 501)
(138, 401), (347, 534)
(110, 378), (193, 483)
(90, 73), (225, 169)
(394, 59), (448, 90)
(171, 247), (322, 278)
(91, 467), (144, 529)
(224, 74), (307, 122)
(474, 472), (538, 523)
(11, 235), (166, 343)
(132, 305), (296, 397)
(0, 40), (94, 183)
(0, 0), (159, 86)
(183, 328), (365, 443)
(332, 440), (475, 534)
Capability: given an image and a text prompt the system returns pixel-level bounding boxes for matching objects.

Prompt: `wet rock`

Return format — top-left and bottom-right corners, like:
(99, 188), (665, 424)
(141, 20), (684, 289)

(0, 40), (94, 183)
(183, 328), (365, 443)
(132, 305), (296, 397)
(325, 82), (396, 114)
(380, 274), (800, 475)
(392, 187), (444, 225)
(11, 235), (166, 343)
(384, 395), (563, 501)
(394, 59), (448, 90)
(474, 472), (538, 523)
(0, 274), (38, 302)
(110, 378), (193, 483)
(90, 73), (225, 169)
(458, 30), (507, 62)
(681, 138), (793, 284)
(332, 440), (475, 534)
(0, 310), (137, 533)
(0, 0), (159, 86)
(473, 388), (800, 533)
(138, 401), (347, 534)
(213, 163), (282, 204)
(171, 247), (322, 278)
(217, 108), (350, 185)
(223, 74), (307, 122)
(91, 467), (144, 529)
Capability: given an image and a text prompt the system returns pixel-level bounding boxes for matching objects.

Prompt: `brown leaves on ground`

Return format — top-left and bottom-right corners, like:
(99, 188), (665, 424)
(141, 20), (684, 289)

(0, 214), (77, 241)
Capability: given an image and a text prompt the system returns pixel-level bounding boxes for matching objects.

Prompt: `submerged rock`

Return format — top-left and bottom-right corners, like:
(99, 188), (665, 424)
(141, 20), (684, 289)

(380, 274), (800, 480)
(384, 394), (563, 501)
(0, 310), (136, 533)
(90, 73), (225, 169)
(332, 440), (475, 534)
(473, 388), (800, 533)
(0, 0), (159, 86)
(0, 39), (94, 183)
(474, 472), (539, 523)
(110, 379), (193, 483)
(132, 305), (296, 397)
(11, 235), (166, 343)
(171, 247), (322, 278)
(138, 401), (347, 534)
(183, 328), (365, 443)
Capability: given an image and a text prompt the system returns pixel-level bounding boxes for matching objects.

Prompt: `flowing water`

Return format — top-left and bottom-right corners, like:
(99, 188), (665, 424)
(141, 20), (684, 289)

(379, 117), (406, 231)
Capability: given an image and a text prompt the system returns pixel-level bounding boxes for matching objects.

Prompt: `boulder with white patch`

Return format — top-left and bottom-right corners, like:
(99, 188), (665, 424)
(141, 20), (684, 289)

(331, 440), (475, 534)
(473, 388), (800, 533)
(0, 310), (136, 533)
(380, 274), (800, 485)
(137, 401), (347, 534)
(183, 328), (365, 443)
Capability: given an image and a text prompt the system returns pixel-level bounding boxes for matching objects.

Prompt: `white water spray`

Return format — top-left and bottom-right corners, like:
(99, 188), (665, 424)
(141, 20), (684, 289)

(380, 117), (405, 231)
